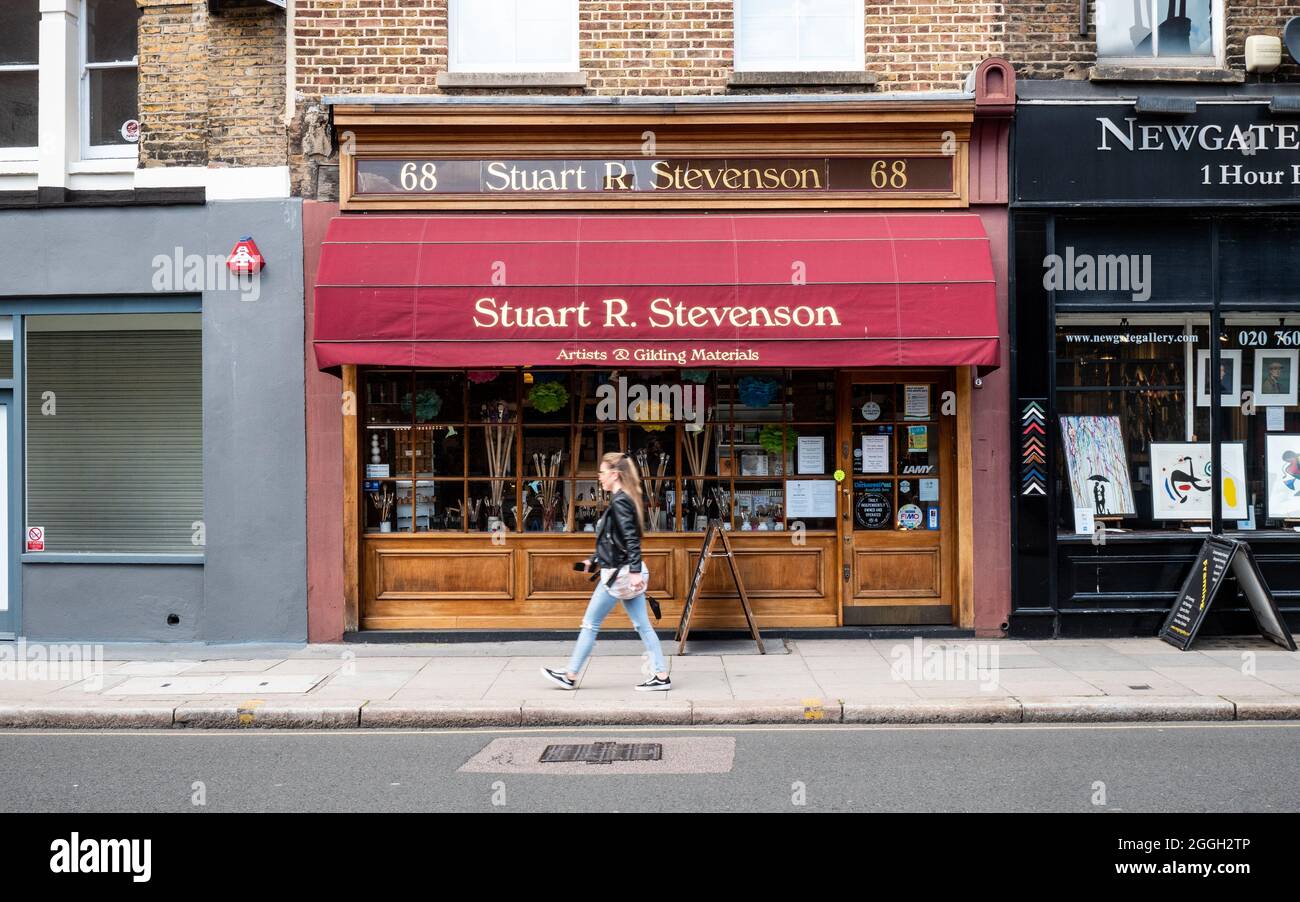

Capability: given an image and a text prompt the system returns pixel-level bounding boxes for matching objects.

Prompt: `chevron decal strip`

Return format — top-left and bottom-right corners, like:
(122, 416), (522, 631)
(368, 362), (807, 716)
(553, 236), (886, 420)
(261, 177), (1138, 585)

(1020, 401), (1047, 497)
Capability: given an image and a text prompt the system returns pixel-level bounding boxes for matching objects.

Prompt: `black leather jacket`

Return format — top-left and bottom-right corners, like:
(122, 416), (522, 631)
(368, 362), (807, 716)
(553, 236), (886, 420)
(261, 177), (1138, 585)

(593, 490), (642, 572)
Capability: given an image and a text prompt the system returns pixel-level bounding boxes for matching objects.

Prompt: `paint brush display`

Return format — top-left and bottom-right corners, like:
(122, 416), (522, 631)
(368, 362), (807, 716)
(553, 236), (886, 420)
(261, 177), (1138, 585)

(481, 400), (516, 521)
(532, 450), (564, 531)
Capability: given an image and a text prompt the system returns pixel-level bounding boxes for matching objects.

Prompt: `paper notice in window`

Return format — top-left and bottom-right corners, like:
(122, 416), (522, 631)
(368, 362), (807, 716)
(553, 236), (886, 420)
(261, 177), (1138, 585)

(797, 436), (825, 474)
(1074, 507), (1095, 536)
(907, 425), (928, 453)
(1267, 406), (1286, 432)
(904, 385), (930, 419)
(786, 480), (836, 519)
(862, 435), (890, 473)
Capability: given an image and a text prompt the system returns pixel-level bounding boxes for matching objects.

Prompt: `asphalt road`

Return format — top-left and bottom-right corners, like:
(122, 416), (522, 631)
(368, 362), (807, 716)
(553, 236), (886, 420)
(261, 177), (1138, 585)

(1, 722), (1298, 813)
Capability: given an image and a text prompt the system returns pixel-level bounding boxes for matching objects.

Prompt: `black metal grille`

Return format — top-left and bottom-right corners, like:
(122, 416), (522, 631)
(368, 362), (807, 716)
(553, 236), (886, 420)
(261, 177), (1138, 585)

(539, 742), (663, 765)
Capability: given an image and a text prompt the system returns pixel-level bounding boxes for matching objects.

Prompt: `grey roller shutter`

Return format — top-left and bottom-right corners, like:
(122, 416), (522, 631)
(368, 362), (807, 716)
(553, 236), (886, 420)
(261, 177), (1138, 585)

(25, 329), (202, 553)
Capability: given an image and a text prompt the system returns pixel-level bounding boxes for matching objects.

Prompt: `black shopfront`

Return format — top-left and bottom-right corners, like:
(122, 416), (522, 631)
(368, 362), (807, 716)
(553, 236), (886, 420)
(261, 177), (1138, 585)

(1010, 83), (1300, 638)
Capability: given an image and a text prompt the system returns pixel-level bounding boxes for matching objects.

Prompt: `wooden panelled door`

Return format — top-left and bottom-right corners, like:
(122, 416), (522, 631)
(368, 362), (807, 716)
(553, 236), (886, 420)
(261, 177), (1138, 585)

(838, 371), (958, 625)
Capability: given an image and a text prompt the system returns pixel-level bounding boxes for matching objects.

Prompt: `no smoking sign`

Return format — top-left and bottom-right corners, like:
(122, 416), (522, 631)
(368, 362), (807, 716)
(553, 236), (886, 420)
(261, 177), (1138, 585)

(26, 526), (44, 552)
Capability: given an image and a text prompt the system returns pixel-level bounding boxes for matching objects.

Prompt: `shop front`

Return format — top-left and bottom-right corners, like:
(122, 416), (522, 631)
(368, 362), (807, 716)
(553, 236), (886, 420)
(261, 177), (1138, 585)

(1010, 83), (1300, 638)
(0, 199), (307, 642)
(306, 86), (1014, 637)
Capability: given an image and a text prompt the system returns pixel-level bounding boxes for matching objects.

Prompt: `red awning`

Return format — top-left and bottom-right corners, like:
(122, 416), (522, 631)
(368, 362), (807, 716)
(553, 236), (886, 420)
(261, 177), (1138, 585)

(313, 213), (999, 370)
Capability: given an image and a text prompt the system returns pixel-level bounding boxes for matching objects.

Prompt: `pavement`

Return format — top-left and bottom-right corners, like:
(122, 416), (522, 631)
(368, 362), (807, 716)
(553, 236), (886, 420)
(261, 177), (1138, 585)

(1, 635), (1298, 728)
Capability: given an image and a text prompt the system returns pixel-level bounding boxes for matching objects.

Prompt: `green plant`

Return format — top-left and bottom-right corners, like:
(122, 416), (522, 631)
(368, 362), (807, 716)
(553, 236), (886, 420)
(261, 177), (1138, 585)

(528, 380), (569, 413)
(402, 389), (443, 422)
(759, 424), (797, 455)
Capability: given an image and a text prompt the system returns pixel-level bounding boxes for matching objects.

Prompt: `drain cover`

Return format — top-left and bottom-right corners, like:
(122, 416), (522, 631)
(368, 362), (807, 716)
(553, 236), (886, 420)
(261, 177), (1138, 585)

(540, 742), (662, 765)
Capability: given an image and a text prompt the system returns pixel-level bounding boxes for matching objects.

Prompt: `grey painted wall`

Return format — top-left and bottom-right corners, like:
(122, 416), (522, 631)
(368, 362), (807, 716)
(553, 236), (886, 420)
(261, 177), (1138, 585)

(0, 199), (307, 642)
(23, 565), (205, 641)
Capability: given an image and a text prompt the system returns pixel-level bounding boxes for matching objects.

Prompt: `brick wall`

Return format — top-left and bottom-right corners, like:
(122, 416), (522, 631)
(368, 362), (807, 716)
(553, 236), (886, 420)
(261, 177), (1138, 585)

(295, 0), (1002, 97)
(579, 1), (733, 94)
(865, 2), (1005, 91)
(138, 0), (287, 168)
(1227, 1), (1300, 81)
(292, 1), (1006, 194)
(1005, 1), (1300, 82)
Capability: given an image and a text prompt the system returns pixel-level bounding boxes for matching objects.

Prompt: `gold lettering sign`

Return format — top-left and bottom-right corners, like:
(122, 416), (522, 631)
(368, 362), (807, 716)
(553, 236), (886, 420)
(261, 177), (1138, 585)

(353, 157), (952, 198)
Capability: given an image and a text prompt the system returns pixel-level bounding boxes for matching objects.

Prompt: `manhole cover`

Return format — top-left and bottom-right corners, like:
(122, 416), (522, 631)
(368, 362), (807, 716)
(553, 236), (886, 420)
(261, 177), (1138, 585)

(540, 742), (662, 765)
(460, 737), (734, 774)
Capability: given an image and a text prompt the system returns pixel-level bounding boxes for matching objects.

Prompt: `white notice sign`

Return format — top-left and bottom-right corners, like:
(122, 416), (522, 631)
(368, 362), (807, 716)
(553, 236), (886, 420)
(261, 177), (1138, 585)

(786, 480), (837, 519)
(1074, 507), (1095, 536)
(797, 436), (825, 474)
(904, 384), (931, 419)
(862, 435), (890, 473)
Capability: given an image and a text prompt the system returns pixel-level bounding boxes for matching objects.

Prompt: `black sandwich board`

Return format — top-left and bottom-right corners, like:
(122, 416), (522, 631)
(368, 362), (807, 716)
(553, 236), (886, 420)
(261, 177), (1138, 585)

(1159, 536), (1297, 651)
(675, 518), (764, 654)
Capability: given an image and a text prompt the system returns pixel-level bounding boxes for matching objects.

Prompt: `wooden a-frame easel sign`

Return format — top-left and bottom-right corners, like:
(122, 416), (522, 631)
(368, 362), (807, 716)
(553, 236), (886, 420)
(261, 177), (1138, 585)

(675, 519), (764, 654)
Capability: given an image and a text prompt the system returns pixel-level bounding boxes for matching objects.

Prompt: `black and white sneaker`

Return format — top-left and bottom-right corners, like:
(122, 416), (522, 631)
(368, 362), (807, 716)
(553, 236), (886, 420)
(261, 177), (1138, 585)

(635, 674), (671, 691)
(540, 667), (577, 690)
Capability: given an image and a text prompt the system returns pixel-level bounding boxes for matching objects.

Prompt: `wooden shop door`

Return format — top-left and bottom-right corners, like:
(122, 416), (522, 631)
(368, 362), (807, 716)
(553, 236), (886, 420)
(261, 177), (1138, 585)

(838, 371), (958, 625)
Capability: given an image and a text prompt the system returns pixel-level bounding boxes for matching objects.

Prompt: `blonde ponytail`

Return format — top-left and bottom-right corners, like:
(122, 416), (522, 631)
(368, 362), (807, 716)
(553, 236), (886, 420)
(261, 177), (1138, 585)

(602, 451), (646, 527)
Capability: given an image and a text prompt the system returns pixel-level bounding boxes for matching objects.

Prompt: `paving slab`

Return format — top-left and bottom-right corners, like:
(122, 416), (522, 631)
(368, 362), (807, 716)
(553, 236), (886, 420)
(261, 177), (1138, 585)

(522, 700), (693, 726)
(360, 702), (523, 728)
(1, 636), (1298, 728)
(1021, 695), (1235, 723)
(183, 659), (283, 674)
(843, 698), (1022, 724)
(692, 699), (841, 724)
(1228, 697), (1300, 720)
(104, 676), (226, 696)
(174, 703), (360, 729)
(0, 703), (175, 728)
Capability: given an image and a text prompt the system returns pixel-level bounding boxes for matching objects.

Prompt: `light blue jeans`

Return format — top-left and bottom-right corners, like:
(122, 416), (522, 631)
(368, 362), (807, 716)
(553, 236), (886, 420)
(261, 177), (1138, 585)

(566, 580), (668, 677)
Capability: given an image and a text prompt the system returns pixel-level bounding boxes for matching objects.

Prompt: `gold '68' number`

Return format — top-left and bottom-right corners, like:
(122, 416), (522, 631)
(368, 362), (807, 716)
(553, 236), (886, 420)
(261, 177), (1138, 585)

(400, 162), (439, 191)
(870, 159), (908, 189)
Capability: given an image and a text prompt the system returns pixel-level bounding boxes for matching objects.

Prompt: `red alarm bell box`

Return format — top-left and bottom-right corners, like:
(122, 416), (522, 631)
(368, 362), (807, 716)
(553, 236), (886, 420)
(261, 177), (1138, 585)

(227, 236), (265, 275)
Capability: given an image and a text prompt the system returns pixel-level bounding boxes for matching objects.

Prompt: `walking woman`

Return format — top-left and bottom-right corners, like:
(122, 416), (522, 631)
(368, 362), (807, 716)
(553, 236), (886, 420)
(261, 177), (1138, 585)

(541, 452), (671, 691)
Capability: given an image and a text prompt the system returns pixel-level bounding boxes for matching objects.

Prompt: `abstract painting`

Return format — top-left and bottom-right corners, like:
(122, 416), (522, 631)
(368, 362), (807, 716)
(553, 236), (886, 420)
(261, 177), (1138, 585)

(1150, 442), (1248, 521)
(1265, 434), (1300, 521)
(1059, 415), (1136, 520)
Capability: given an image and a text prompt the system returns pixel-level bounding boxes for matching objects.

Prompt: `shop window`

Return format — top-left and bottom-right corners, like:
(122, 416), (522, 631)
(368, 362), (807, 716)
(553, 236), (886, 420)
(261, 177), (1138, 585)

(1052, 216), (1213, 306)
(447, 0), (578, 73)
(359, 368), (838, 535)
(0, 317), (13, 379)
(0, 0), (38, 155)
(1055, 315), (1211, 534)
(1220, 315), (1300, 532)
(1219, 217), (1300, 306)
(25, 315), (203, 554)
(733, 0), (863, 72)
(1096, 0), (1222, 65)
(81, 0), (140, 159)
(849, 381), (944, 533)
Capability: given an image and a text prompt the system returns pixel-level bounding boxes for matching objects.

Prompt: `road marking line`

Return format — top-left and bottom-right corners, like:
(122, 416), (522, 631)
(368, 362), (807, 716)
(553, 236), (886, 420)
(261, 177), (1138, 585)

(3, 721), (1300, 738)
